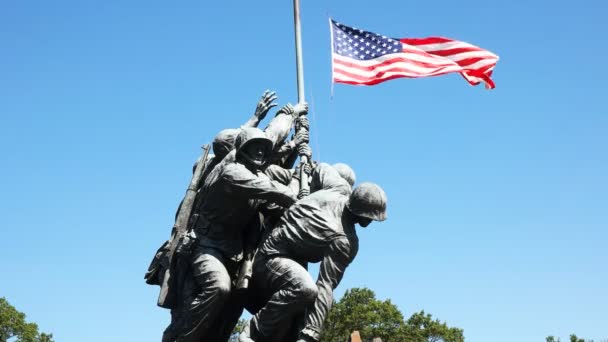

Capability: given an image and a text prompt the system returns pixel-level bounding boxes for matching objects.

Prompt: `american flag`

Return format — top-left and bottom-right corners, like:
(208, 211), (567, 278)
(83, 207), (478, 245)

(330, 19), (499, 89)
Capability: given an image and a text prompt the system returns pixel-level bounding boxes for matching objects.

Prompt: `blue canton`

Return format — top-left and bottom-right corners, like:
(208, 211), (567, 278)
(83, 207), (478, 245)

(331, 19), (402, 60)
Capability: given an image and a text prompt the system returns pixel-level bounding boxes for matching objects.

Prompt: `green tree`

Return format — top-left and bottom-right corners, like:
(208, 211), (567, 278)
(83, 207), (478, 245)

(321, 288), (405, 342)
(0, 297), (54, 342)
(229, 318), (248, 342)
(402, 310), (464, 342)
(546, 334), (595, 342)
(320, 288), (464, 342)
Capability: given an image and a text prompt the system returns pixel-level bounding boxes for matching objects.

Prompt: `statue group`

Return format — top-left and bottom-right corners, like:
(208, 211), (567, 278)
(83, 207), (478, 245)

(145, 91), (388, 342)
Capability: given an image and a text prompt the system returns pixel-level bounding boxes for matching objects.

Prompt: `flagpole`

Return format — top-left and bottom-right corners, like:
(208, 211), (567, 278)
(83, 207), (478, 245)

(293, 0), (305, 103)
(293, 0), (310, 192)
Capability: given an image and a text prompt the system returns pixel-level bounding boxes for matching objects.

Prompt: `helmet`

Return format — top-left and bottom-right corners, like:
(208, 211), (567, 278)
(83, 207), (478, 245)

(332, 163), (356, 187)
(234, 127), (273, 167)
(346, 182), (387, 221)
(212, 128), (239, 160)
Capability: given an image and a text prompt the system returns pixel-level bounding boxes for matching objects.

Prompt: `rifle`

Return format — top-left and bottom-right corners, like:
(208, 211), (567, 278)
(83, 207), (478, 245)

(235, 213), (265, 290)
(157, 144), (211, 308)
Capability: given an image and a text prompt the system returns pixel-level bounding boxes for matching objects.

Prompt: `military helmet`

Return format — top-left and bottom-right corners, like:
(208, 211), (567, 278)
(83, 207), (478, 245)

(332, 163), (356, 187)
(212, 128), (239, 160)
(234, 127), (273, 166)
(346, 182), (387, 221)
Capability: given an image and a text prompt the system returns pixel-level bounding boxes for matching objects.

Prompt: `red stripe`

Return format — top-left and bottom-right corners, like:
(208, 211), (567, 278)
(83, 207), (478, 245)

(333, 65), (459, 82)
(400, 37), (454, 45)
(461, 70), (495, 89)
(424, 47), (487, 57)
(333, 55), (456, 73)
(455, 56), (496, 67)
(460, 73), (481, 86)
(401, 46), (436, 57)
(475, 64), (495, 74)
(334, 65), (495, 89)
(335, 74), (412, 86)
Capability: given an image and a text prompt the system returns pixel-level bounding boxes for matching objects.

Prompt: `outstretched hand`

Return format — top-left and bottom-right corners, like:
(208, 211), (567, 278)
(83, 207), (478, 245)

(254, 90), (278, 121)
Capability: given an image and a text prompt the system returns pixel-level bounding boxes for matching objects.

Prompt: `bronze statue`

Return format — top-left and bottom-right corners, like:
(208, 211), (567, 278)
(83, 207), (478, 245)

(239, 164), (387, 342)
(146, 90), (387, 342)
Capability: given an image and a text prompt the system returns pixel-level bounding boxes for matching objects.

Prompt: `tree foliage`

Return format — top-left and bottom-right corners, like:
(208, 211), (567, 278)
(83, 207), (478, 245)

(229, 318), (248, 342)
(546, 334), (599, 342)
(0, 297), (54, 342)
(320, 288), (464, 342)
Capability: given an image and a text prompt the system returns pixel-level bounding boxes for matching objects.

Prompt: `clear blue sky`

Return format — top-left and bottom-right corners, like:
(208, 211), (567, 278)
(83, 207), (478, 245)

(1, 1), (606, 341)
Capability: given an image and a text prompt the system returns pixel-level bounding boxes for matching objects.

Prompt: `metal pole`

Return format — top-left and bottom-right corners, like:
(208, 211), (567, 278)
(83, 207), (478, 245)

(293, 0), (309, 192)
(293, 0), (305, 103)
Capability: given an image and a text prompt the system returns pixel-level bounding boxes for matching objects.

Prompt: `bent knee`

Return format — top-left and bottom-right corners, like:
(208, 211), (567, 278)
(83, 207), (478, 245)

(196, 271), (232, 299)
(297, 282), (318, 303)
(214, 278), (232, 299)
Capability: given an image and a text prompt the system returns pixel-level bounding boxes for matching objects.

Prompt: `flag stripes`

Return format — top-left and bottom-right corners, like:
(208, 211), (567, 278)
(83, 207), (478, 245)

(331, 20), (499, 89)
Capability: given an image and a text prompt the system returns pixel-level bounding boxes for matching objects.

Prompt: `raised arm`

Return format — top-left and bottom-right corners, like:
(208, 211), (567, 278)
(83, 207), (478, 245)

(242, 90), (278, 128)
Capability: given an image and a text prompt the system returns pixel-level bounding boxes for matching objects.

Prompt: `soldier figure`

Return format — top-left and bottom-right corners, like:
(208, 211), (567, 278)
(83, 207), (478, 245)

(240, 163), (387, 342)
(175, 125), (309, 342)
(148, 91), (310, 342)
(147, 89), (385, 342)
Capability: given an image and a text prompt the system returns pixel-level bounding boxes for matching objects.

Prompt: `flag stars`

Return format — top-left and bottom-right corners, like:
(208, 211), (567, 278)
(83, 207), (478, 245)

(334, 22), (406, 60)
